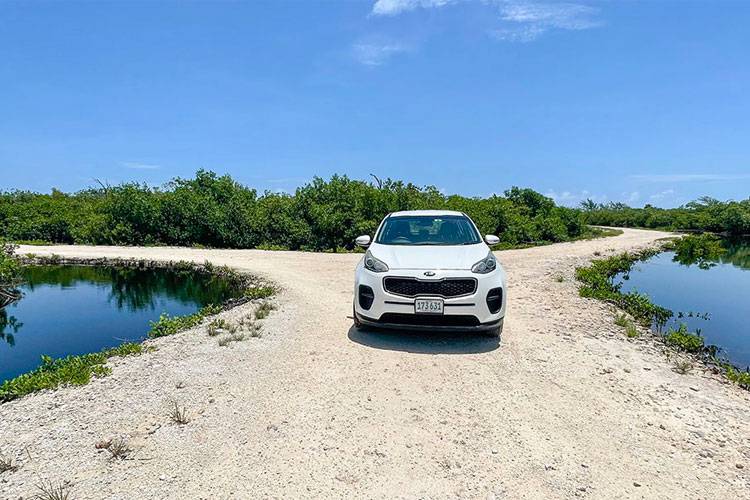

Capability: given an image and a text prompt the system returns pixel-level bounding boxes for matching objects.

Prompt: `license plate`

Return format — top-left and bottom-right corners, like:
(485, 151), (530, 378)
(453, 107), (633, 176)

(415, 298), (444, 315)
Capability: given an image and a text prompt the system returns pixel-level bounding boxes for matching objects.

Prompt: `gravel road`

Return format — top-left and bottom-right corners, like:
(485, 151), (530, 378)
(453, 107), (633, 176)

(1, 228), (748, 499)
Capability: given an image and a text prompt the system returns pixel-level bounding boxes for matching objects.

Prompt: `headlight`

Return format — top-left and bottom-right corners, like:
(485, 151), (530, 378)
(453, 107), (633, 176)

(364, 250), (389, 273)
(471, 251), (497, 274)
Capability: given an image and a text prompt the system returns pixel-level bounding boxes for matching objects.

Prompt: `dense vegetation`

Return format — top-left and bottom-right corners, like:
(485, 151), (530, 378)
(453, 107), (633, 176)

(582, 197), (750, 235)
(0, 170), (597, 251)
(0, 241), (21, 288)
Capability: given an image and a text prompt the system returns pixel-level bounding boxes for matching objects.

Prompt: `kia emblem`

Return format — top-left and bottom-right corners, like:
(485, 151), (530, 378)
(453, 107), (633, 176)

(423, 271), (436, 277)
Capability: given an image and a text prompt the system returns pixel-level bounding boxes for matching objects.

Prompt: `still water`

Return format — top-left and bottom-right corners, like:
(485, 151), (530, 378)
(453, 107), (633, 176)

(0, 265), (242, 383)
(618, 239), (750, 368)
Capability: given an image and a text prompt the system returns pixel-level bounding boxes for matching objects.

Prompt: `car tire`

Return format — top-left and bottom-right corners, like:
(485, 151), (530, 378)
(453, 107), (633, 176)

(353, 302), (362, 328)
(484, 318), (504, 338)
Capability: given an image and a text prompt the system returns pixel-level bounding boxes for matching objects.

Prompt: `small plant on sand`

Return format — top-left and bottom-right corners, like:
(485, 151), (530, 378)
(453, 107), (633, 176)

(672, 359), (694, 375)
(0, 451), (18, 473)
(169, 401), (190, 425)
(554, 274), (564, 282)
(248, 323), (262, 338)
(207, 318), (231, 337)
(614, 313), (630, 327)
(105, 437), (131, 460)
(34, 479), (72, 500)
(254, 301), (276, 320)
(625, 322), (639, 338)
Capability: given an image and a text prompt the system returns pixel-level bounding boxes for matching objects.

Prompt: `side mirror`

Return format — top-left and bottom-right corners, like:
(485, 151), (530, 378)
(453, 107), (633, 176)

(355, 235), (372, 248)
(484, 234), (500, 245)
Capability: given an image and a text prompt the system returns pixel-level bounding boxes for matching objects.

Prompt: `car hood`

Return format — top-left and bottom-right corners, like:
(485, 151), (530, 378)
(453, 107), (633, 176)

(368, 243), (490, 270)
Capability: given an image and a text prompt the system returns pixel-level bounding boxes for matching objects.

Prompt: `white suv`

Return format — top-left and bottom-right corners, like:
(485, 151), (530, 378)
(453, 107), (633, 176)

(353, 210), (506, 337)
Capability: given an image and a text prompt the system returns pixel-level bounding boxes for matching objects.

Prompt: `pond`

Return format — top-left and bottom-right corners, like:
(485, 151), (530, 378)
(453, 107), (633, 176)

(618, 238), (750, 368)
(0, 265), (243, 383)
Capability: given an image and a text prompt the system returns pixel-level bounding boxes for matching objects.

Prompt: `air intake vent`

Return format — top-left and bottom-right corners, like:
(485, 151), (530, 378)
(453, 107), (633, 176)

(486, 287), (503, 314)
(383, 277), (477, 298)
(358, 285), (375, 310)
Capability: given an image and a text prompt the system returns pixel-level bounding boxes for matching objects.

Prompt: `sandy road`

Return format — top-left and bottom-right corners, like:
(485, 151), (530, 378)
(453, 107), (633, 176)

(1, 228), (749, 499)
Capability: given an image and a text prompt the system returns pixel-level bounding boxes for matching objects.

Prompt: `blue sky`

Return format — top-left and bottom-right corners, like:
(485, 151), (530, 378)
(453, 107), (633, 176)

(1, 0), (748, 207)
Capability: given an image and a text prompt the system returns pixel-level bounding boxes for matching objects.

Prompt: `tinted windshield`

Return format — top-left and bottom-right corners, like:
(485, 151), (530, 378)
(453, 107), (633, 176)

(375, 215), (481, 246)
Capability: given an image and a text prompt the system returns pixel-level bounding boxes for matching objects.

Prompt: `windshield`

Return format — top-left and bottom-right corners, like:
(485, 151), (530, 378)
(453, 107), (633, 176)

(375, 215), (482, 246)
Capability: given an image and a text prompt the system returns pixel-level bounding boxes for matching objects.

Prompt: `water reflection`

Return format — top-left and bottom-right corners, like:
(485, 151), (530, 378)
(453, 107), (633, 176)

(0, 265), (243, 382)
(21, 265), (241, 312)
(671, 236), (750, 270)
(0, 308), (23, 346)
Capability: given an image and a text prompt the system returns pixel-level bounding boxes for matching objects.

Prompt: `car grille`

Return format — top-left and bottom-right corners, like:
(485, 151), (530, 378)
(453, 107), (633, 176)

(378, 313), (480, 327)
(383, 277), (477, 298)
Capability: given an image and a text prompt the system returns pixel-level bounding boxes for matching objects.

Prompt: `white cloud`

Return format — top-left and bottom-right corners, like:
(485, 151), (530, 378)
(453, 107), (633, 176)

(630, 173), (750, 183)
(121, 161), (161, 170)
(352, 42), (410, 66)
(649, 189), (674, 201)
(371, 1), (601, 42)
(625, 191), (640, 203)
(545, 189), (606, 206)
(494, 1), (601, 42)
(371, 0), (455, 16)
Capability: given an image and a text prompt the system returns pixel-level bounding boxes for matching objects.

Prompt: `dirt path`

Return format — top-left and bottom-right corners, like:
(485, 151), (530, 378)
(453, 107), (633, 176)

(2, 228), (748, 499)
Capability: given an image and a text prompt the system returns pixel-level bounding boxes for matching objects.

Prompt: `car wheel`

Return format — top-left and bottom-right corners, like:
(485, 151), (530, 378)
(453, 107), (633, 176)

(353, 302), (362, 328)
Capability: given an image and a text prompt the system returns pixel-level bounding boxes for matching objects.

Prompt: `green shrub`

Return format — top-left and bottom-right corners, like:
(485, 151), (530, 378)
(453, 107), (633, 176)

(725, 366), (750, 389)
(244, 286), (276, 300)
(0, 342), (145, 402)
(148, 304), (222, 338)
(664, 324), (705, 353)
(0, 240), (21, 287)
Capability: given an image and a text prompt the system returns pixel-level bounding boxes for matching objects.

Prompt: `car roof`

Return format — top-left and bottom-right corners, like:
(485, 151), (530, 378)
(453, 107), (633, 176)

(389, 210), (465, 217)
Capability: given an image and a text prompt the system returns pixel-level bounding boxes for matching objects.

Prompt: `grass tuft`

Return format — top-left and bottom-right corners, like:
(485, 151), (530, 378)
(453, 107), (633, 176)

(34, 479), (72, 500)
(672, 359), (694, 375)
(207, 318), (229, 337)
(169, 401), (190, 425)
(625, 323), (639, 338)
(614, 313), (630, 328)
(105, 437), (131, 460)
(254, 301), (276, 320)
(0, 451), (17, 473)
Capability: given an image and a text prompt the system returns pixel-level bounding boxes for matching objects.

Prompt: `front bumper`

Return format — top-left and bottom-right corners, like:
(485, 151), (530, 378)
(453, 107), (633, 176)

(354, 266), (506, 332)
(356, 312), (504, 332)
